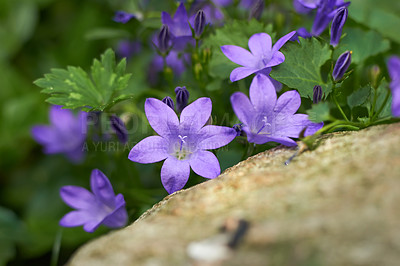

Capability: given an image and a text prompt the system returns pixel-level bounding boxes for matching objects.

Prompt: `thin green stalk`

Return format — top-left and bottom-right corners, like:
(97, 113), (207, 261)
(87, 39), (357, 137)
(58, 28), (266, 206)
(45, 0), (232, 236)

(371, 89), (391, 122)
(332, 94), (349, 122)
(51, 228), (63, 266)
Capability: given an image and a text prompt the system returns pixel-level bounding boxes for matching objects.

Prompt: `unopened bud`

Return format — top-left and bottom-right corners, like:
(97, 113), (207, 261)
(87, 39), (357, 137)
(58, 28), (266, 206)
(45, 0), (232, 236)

(194, 10), (206, 38)
(175, 86), (190, 113)
(313, 85), (323, 104)
(157, 25), (171, 54)
(162, 96), (175, 110)
(249, 0), (264, 20)
(369, 65), (381, 89)
(333, 50), (352, 82)
(330, 7), (348, 47)
(110, 115), (128, 144)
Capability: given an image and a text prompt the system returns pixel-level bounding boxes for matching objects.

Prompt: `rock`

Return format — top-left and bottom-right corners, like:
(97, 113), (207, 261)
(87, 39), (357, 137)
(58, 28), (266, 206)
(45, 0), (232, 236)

(69, 123), (400, 266)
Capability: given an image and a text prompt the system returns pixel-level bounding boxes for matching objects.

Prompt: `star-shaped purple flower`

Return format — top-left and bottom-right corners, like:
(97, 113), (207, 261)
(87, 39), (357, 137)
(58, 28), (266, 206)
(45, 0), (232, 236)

(128, 97), (237, 194)
(113, 11), (135, 24)
(230, 74), (323, 146)
(31, 105), (87, 163)
(221, 31), (296, 89)
(162, 2), (195, 51)
(59, 169), (128, 233)
(388, 56), (400, 117)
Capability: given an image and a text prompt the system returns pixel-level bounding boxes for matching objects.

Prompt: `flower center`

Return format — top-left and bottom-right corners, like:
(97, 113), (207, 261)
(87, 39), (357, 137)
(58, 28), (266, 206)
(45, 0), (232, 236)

(256, 116), (272, 135)
(174, 135), (191, 160)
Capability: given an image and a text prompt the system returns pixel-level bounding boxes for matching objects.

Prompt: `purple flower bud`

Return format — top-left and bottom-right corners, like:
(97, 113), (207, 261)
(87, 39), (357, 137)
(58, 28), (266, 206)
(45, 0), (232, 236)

(330, 7), (348, 47)
(175, 86), (190, 113)
(194, 10), (206, 38)
(249, 0), (264, 20)
(113, 11), (135, 24)
(110, 115), (128, 144)
(162, 96), (175, 110)
(333, 51), (352, 82)
(157, 25), (171, 54)
(313, 85), (323, 104)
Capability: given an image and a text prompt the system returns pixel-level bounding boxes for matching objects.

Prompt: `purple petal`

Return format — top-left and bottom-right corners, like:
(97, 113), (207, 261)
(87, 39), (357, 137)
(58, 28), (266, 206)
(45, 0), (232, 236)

(145, 98), (179, 137)
(49, 106), (76, 132)
(189, 150), (220, 179)
(265, 51), (285, 67)
(274, 90), (301, 115)
(230, 92), (255, 126)
(391, 81), (400, 117)
(31, 125), (57, 146)
(388, 56), (400, 82)
(161, 11), (174, 26)
(297, 0), (321, 9)
(221, 45), (257, 67)
(249, 74), (277, 113)
(83, 220), (103, 233)
(161, 157), (190, 194)
(275, 114), (323, 138)
(230, 67), (259, 82)
(267, 136), (298, 146)
(248, 33), (272, 58)
(59, 210), (92, 227)
(90, 169), (116, 208)
(272, 31), (296, 54)
(101, 194), (128, 228)
(197, 125), (237, 150)
(128, 136), (169, 163)
(180, 97), (212, 132)
(60, 186), (96, 209)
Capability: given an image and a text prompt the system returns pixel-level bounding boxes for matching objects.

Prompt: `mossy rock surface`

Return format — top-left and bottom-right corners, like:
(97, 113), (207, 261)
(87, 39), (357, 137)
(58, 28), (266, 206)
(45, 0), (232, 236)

(69, 123), (400, 266)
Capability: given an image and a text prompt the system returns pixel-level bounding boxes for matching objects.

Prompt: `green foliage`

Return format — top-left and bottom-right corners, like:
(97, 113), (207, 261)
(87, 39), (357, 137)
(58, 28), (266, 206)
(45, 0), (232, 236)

(34, 49), (132, 111)
(307, 102), (331, 123)
(333, 27), (390, 64)
(350, 0), (400, 44)
(347, 80), (392, 120)
(0, 207), (26, 266)
(202, 20), (274, 79)
(270, 38), (332, 98)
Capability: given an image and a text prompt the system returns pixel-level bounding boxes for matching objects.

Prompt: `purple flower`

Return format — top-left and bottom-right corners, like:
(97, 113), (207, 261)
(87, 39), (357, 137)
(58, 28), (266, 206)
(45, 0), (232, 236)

(128, 97), (237, 194)
(162, 2), (195, 51)
(194, 10), (206, 37)
(332, 50), (351, 82)
(293, 0), (315, 14)
(113, 11), (135, 24)
(388, 56), (400, 117)
(330, 7), (348, 47)
(156, 25), (172, 54)
(221, 31), (296, 88)
(313, 85), (323, 104)
(240, 0), (260, 9)
(31, 105), (87, 163)
(59, 169), (128, 233)
(230, 74), (323, 146)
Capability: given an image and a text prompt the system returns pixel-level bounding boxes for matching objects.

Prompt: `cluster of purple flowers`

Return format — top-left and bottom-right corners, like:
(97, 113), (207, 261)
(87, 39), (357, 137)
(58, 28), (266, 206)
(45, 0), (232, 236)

(31, 0), (400, 235)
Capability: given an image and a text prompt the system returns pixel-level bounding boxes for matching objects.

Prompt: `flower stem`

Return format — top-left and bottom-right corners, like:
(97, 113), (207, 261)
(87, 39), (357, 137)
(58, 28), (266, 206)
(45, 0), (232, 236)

(332, 93), (349, 122)
(371, 89), (391, 122)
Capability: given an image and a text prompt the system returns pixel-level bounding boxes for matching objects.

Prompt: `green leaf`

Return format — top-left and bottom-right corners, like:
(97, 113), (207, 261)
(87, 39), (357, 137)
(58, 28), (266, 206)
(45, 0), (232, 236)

(333, 27), (390, 64)
(270, 38), (332, 98)
(34, 49), (132, 111)
(202, 20), (274, 79)
(347, 85), (372, 109)
(306, 102), (330, 123)
(349, 0), (400, 44)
